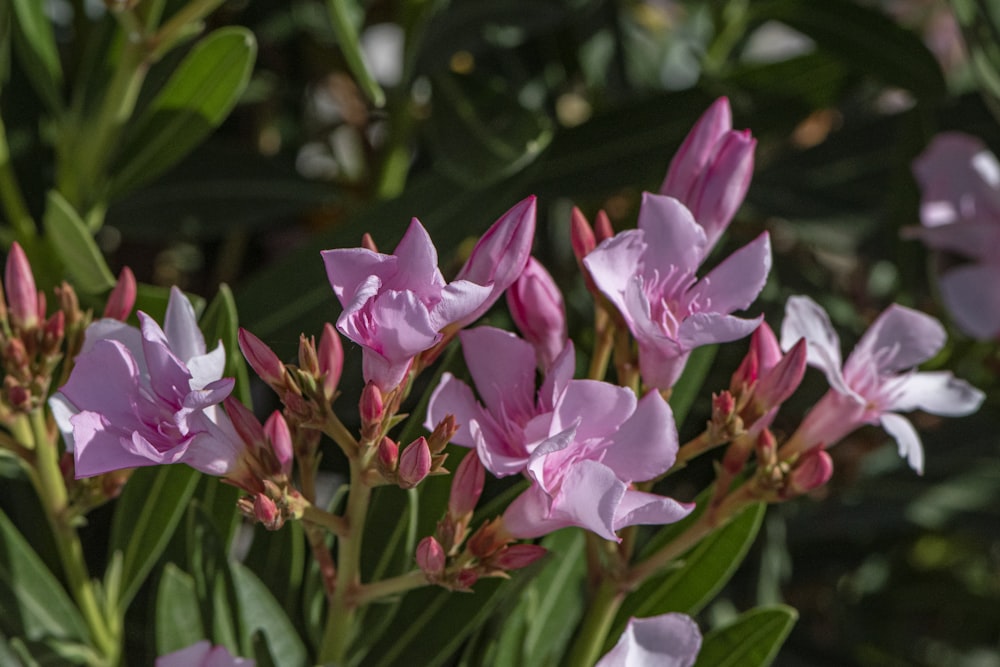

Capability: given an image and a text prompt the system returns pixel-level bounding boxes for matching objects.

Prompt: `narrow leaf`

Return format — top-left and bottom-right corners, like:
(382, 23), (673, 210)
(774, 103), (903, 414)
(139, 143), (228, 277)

(324, 0), (385, 107)
(109, 464), (201, 607)
(0, 508), (89, 643)
(9, 0), (63, 112)
(200, 283), (251, 406)
(694, 605), (798, 667)
(110, 27), (257, 196)
(43, 190), (116, 294)
(231, 562), (308, 667)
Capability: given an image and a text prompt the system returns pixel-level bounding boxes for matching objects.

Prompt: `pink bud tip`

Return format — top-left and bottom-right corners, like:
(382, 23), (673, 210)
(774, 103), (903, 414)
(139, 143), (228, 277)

(416, 536), (446, 576)
(449, 452), (485, 518)
(104, 267), (137, 321)
(712, 391), (736, 417)
(788, 449), (834, 495)
(495, 544), (547, 570)
(224, 396), (266, 450)
(319, 322), (343, 398)
(398, 437), (432, 489)
(238, 328), (286, 387)
(5, 242), (39, 330)
(264, 411), (293, 476)
(755, 338), (807, 409)
(254, 493), (282, 530)
(570, 207), (596, 263)
(377, 436), (399, 471)
(361, 232), (379, 252)
(594, 210), (614, 243)
(360, 380), (384, 425)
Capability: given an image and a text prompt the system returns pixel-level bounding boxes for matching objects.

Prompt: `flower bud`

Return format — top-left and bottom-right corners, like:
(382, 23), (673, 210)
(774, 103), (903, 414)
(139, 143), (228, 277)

(41, 310), (65, 356)
(5, 242), (39, 330)
(377, 436), (399, 473)
(254, 493), (283, 530)
(570, 207), (596, 265)
(661, 97), (732, 199)
(786, 449), (834, 497)
(507, 258), (567, 371)
(398, 437), (431, 489)
(494, 544), (547, 571)
(756, 428), (777, 467)
(593, 209), (614, 243)
(224, 396), (267, 454)
(298, 334), (320, 377)
(454, 568), (479, 590)
(104, 267), (137, 321)
(426, 414), (458, 454)
(55, 282), (82, 328)
(754, 338), (807, 410)
(360, 381), (383, 424)
(264, 411), (293, 476)
(416, 536), (446, 578)
(238, 328), (286, 387)
(318, 322), (343, 399)
(361, 232), (378, 252)
(449, 452), (485, 519)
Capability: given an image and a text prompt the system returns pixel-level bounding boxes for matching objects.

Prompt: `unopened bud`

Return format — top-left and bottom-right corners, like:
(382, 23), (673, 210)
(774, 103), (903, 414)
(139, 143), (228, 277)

(398, 437), (431, 489)
(493, 544), (547, 571)
(5, 379), (30, 411)
(254, 493), (283, 530)
(454, 568), (479, 590)
(377, 436), (399, 473)
(756, 429), (777, 467)
(319, 322), (343, 399)
(506, 257), (568, 371)
(730, 345), (759, 394)
(360, 381), (383, 437)
(570, 207), (596, 264)
(224, 396), (266, 452)
(786, 449), (833, 497)
(594, 209), (614, 243)
(754, 338), (807, 410)
(5, 242), (39, 330)
(361, 233), (379, 252)
(264, 411), (293, 476)
(42, 310), (65, 354)
(466, 519), (507, 559)
(56, 282), (82, 327)
(449, 452), (485, 519)
(5, 338), (29, 376)
(104, 267), (137, 321)
(427, 414), (458, 454)
(238, 328), (286, 387)
(416, 536), (446, 578)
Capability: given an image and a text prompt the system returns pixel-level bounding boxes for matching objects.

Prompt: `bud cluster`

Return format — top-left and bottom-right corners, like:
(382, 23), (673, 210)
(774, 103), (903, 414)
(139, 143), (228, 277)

(372, 416), (456, 489)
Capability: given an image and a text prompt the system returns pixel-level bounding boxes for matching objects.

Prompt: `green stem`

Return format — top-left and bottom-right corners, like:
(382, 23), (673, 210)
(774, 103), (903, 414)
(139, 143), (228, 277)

(150, 0), (225, 61)
(318, 454), (374, 663)
(587, 308), (613, 381)
(302, 503), (349, 538)
(29, 410), (118, 663)
(563, 578), (625, 667)
(0, 115), (36, 239)
(353, 569), (427, 606)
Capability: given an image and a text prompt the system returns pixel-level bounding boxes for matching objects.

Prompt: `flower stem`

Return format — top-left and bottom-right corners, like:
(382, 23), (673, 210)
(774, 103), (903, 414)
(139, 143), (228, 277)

(353, 569), (428, 606)
(563, 578), (625, 667)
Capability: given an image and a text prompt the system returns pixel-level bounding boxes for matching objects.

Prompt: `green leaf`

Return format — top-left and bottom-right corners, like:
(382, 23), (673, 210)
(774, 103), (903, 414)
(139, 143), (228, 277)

(43, 190), (116, 294)
(750, 0), (946, 101)
(231, 562), (308, 667)
(694, 605), (798, 667)
(669, 344), (717, 427)
(951, 0), (1000, 121)
(611, 502), (766, 648)
(324, 0), (384, 107)
(9, 0), (63, 112)
(0, 508), (90, 643)
(200, 283), (251, 406)
(110, 27), (257, 197)
(109, 464), (201, 608)
(155, 564), (205, 656)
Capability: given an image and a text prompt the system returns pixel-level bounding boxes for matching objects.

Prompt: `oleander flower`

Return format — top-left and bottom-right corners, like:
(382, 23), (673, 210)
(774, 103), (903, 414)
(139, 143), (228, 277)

(780, 295), (984, 473)
(50, 287), (240, 478)
(584, 194), (771, 389)
(156, 641), (254, 667)
(322, 197), (535, 391)
(597, 614), (702, 667)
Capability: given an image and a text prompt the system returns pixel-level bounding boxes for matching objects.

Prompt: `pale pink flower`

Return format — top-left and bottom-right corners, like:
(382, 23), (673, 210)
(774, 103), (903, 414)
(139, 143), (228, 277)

(660, 96), (755, 253)
(50, 287), (240, 478)
(322, 197), (535, 391)
(780, 295), (984, 473)
(907, 132), (1000, 339)
(596, 613), (702, 667)
(584, 194), (771, 389)
(427, 327), (692, 541)
(156, 640), (254, 667)
(506, 257), (568, 371)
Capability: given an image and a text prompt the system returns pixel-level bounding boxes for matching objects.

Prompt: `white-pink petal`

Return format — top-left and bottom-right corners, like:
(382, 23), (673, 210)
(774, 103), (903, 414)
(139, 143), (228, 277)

(887, 371), (985, 416)
(597, 613), (702, 667)
(781, 296), (851, 396)
(879, 412), (924, 474)
(846, 304), (945, 375)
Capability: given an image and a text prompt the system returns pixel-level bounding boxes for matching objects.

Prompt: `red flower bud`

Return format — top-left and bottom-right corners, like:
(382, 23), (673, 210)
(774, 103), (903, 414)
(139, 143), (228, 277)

(398, 437), (431, 489)
(238, 328), (286, 387)
(104, 267), (137, 321)
(416, 536), (446, 577)
(449, 452), (485, 519)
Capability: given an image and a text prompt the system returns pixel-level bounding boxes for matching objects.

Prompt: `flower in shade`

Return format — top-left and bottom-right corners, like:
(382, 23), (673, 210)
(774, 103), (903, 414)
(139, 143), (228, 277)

(426, 327), (692, 542)
(156, 641), (254, 667)
(908, 132), (1000, 339)
(50, 287), (240, 478)
(584, 194), (771, 389)
(660, 96), (755, 255)
(322, 197), (535, 391)
(780, 295), (984, 473)
(596, 613), (702, 667)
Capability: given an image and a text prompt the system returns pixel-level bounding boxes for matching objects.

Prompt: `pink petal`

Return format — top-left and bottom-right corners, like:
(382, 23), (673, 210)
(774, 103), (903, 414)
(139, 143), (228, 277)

(425, 373), (480, 448)
(688, 130), (755, 248)
(887, 371), (984, 417)
(71, 411), (155, 477)
(427, 279), (493, 331)
(677, 312), (762, 350)
(322, 247), (396, 305)
(661, 96), (732, 199)
(912, 132), (1000, 226)
(584, 230), (647, 324)
(903, 221), (1000, 262)
(503, 484), (568, 539)
(879, 412), (924, 474)
(163, 287), (207, 362)
(59, 340), (141, 424)
(690, 232), (771, 315)
(140, 313), (194, 404)
(636, 194), (706, 276)
(386, 218), (446, 299)
(781, 296), (851, 396)
(596, 613), (702, 667)
(636, 341), (688, 391)
(550, 460), (626, 542)
(538, 341), (576, 411)
(939, 263), (1000, 339)
(846, 304), (945, 375)
(552, 380), (636, 444)
(459, 327), (537, 420)
(613, 489), (694, 531)
(602, 391), (678, 481)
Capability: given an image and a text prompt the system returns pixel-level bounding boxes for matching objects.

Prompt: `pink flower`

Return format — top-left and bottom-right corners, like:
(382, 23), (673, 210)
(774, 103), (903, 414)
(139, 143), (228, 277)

(780, 296), (984, 473)
(506, 257), (568, 371)
(50, 287), (240, 478)
(730, 322), (808, 434)
(908, 132), (1000, 339)
(156, 641), (254, 667)
(426, 326), (573, 477)
(584, 194), (771, 389)
(322, 197), (535, 391)
(427, 327), (692, 541)
(596, 613), (702, 667)
(660, 96), (755, 254)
